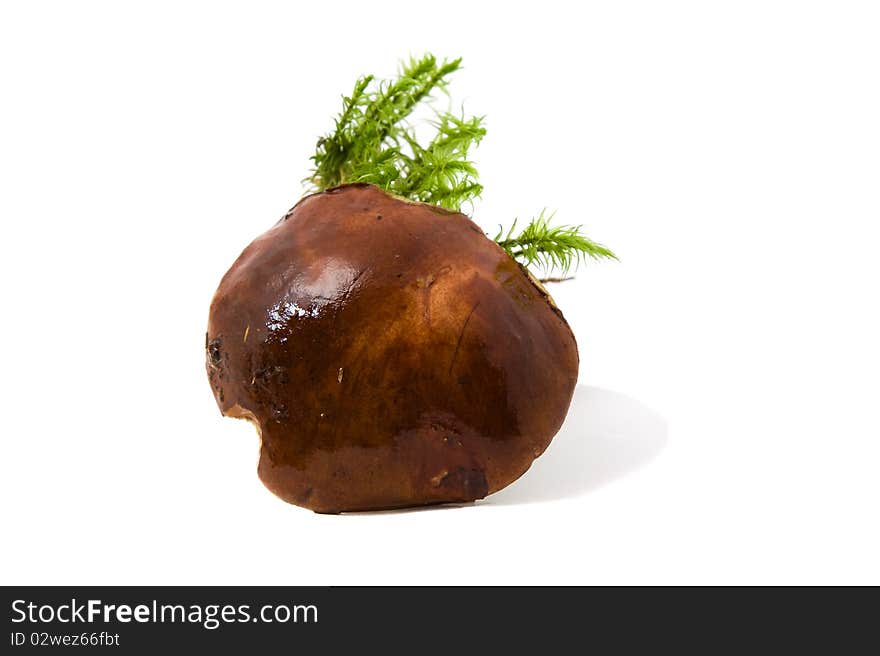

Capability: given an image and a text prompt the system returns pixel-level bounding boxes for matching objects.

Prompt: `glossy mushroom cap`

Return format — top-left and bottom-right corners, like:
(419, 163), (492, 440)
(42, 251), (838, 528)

(206, 184), (578, 512)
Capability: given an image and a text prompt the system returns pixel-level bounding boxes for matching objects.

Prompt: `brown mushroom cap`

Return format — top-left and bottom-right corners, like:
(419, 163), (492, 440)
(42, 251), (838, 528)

(206, 184), (578, 512)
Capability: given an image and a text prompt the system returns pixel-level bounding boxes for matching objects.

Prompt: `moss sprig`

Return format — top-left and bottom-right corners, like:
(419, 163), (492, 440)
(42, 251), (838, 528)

(308, 54), (616, 277)
(495, 211), (618, 275)
(308, 55), (485, 210)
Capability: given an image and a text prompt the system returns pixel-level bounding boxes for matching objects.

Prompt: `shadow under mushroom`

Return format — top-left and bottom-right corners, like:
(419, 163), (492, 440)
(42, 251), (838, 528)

(485, 385), (668, 505)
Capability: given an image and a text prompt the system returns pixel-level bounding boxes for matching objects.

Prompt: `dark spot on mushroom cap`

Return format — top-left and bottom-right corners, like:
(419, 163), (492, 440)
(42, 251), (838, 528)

(437, 467), (489, 500)
(208, 338), (222, 364)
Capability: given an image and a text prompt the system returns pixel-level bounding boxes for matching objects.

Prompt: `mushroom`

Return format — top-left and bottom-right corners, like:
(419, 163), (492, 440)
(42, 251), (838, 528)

(206, 184), (578, 512)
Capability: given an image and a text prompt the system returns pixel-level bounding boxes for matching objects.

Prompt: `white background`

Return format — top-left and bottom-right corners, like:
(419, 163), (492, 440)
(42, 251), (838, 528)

(1, 1), (878, 585)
